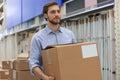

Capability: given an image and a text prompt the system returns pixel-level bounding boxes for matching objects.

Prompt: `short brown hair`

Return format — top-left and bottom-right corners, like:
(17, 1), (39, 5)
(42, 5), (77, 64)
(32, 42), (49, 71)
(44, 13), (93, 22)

(43, 2), (59, 14)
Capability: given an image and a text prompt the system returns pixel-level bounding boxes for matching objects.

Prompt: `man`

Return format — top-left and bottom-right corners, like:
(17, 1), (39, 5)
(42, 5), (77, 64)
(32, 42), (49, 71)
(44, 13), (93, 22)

(29, 2), (76, 80)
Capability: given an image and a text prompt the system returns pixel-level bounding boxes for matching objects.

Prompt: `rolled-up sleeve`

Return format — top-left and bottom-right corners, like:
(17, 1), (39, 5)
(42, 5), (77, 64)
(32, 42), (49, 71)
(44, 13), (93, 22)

(29, 35), (43, 74)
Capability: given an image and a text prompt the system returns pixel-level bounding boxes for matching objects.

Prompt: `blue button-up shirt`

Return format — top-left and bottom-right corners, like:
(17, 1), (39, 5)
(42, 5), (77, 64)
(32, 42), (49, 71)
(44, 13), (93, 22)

(29, 26), (76, 73)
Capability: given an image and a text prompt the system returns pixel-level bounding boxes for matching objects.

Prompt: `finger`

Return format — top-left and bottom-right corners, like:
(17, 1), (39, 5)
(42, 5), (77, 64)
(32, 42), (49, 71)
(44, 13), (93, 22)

(49, 76), (55, 80)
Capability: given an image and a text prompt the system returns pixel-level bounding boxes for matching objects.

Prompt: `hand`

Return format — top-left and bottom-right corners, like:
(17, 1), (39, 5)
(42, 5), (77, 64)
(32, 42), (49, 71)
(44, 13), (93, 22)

(42, 74), (55, 80)
(33, 67), (55, 80)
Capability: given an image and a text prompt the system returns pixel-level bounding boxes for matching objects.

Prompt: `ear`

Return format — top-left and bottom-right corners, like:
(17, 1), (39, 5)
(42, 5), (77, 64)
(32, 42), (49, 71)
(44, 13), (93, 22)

(44, 13), (48, 19)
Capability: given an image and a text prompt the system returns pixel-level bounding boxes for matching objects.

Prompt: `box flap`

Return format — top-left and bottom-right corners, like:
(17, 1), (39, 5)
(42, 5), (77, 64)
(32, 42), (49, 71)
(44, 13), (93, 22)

(44, 43), (78, 50)
(44, 42), (96, 50)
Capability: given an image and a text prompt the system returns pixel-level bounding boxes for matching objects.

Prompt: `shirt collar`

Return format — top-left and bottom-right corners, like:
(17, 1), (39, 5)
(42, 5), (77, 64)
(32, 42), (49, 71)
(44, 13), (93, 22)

(45, 25), (62, 34)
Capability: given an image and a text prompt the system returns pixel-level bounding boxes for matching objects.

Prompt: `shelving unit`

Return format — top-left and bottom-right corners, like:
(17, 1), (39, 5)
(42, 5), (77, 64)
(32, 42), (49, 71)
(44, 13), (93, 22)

(2, 1), (114, 37)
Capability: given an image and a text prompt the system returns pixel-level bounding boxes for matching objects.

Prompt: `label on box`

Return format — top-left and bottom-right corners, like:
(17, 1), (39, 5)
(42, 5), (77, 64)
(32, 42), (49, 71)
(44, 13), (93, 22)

(5, 71), (9, 75)
(81, 44), (98, 58)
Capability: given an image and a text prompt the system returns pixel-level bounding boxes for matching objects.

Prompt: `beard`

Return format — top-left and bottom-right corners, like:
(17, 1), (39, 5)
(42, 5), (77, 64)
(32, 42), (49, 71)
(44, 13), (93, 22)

(47, 17), (61, 25)
(49, 20), (60, 25)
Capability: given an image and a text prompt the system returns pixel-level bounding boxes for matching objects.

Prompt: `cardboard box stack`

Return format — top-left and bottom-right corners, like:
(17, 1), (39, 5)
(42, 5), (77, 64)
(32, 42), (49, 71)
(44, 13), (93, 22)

(0, 53), (37, 80)
(0, 60), (13, 80)
(15, 53), (32, 80)
(0, 69), (11, 80)
(42, 42), (102, 80)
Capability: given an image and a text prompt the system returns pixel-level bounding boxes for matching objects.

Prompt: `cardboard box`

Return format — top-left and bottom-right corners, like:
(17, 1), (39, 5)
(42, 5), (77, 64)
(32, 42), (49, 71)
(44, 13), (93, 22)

(17, 53), (29, 60)
(16, 60), (29, 71)
(85, 0), (97, 8)
(16, 71), (35, 80)
(42, 42), (102, 80)
(0, 69), (9, 79)
(0, 69), (13, 80)
(2, 60), (12, 69)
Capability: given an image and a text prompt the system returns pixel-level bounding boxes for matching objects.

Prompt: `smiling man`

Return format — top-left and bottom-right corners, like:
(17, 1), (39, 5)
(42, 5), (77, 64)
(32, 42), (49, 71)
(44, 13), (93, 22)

(29, 2), (76, 80)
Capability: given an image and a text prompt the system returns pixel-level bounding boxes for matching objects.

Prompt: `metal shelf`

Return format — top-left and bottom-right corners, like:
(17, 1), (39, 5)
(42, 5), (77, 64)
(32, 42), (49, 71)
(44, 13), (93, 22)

(61, 2), (114, 20)
(3, 24), (39, 37)
(3, 21), (47, 37)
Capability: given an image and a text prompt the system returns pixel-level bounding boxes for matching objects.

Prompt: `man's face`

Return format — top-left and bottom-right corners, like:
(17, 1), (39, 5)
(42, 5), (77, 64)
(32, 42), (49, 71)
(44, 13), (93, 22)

(44, 5), (61, 25)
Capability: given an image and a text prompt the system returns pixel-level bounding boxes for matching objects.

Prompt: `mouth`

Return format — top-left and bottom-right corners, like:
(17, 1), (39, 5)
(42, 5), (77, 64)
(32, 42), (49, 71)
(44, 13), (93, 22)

(55, 17), (60, 20)
(54, 17), (60, 20)
(54, 16), (60, 19)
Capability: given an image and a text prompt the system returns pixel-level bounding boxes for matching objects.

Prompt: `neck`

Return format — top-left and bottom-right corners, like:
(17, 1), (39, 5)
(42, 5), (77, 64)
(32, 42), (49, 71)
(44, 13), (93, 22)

(48, 22), (59, 32)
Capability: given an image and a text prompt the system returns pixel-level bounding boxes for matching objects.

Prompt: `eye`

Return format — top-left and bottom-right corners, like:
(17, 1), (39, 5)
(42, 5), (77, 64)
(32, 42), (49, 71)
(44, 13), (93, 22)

(50, 10), (56, 14)
(50, 10), (60, 14)
(57, 10), (60, 13)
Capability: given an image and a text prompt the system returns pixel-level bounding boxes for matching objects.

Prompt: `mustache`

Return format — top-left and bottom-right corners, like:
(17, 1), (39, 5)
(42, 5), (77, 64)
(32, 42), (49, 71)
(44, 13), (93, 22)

(54, 16), (60, 19)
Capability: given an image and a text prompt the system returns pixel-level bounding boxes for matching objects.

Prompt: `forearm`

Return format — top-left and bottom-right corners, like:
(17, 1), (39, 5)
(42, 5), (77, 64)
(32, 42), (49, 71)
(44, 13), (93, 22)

(33, 67), (44, 79)
(33, 67), (54, 80)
